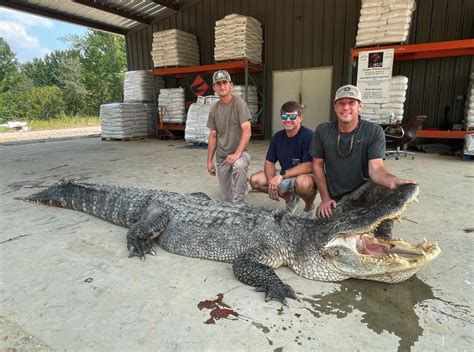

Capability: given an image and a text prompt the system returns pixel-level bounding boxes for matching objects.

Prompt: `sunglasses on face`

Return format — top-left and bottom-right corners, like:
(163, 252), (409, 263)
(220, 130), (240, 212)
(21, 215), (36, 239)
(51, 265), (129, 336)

(280, 113), (299, 121)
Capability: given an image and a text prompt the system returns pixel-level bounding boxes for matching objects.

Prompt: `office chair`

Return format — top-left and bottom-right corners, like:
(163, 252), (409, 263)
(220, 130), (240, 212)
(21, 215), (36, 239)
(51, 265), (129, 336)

(385, 115), (428, 160)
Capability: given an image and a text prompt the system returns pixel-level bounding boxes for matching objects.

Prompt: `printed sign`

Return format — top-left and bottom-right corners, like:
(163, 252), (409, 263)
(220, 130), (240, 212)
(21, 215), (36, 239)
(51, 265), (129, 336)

(357, 48), (394, 103)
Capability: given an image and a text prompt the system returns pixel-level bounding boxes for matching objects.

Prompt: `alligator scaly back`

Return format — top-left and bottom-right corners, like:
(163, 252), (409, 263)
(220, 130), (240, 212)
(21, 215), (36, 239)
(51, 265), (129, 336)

(20, 180), (441, 304)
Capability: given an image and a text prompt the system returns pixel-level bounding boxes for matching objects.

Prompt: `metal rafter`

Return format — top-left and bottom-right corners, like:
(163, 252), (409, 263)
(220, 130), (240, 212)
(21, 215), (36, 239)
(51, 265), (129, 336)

(151, 0), (180, 11)
(72, 0), (152, 24)
(0, 0), (126, 35)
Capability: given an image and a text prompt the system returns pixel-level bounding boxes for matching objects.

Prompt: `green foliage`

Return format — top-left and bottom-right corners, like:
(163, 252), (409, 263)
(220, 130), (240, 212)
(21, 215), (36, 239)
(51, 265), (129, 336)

(24, 86), (65, 120)
(0, 37), (21, 93)
(1, 29), (126, 122)
(27, 115), (99, 130)
(66, 30), (126, 115)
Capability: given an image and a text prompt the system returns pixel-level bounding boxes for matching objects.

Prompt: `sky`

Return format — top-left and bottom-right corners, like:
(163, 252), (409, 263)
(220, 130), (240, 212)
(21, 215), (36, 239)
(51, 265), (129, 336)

(0, 7), (88, 63)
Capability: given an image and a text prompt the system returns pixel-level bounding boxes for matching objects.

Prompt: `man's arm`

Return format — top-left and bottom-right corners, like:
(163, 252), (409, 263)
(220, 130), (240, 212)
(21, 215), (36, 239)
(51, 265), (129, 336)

(226, 121), (251, 164)
(207, 129), (218, 176)
(368, 158), (416, 190)
(312, 157), (336, 218)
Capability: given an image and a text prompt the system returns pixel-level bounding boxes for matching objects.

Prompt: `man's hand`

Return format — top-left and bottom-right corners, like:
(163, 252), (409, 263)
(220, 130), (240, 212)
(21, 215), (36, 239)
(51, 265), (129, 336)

(317, 198), (337, 218)
(268, 175), (283, 201)
(391, 178), (417, 190)
(225, 152), (241, 165)
(207, 161), (216, 176)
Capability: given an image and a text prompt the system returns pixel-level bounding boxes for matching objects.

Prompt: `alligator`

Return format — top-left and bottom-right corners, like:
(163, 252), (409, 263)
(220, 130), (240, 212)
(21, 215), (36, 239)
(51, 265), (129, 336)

(21, 180), (440, 304)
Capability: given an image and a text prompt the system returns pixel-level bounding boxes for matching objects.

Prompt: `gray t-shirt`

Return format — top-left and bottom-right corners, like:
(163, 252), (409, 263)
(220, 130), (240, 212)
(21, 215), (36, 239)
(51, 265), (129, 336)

(207, 95), (251, 161)
(310, 118), (385, 199)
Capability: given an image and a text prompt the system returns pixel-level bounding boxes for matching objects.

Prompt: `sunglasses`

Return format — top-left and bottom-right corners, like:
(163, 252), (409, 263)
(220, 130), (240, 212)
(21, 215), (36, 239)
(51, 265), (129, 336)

(280, 113), (299, 121)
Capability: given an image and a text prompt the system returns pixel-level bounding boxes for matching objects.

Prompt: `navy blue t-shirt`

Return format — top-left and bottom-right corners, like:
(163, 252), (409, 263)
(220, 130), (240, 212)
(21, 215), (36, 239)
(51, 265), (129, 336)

(266, 125), (314, 171)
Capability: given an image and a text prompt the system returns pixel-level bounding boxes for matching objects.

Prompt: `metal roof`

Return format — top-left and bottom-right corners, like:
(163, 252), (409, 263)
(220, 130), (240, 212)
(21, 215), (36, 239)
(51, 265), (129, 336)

(0, 0), (183, 35)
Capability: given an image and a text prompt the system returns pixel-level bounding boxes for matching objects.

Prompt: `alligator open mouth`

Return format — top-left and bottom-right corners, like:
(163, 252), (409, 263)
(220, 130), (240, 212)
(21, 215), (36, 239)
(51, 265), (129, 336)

(324, 233), (441, 283)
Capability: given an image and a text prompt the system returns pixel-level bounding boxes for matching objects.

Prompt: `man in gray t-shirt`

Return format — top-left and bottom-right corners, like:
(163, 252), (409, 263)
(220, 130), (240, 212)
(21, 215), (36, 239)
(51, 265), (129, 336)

(309, 85), (416, 238)
(207, 70), (252, 203)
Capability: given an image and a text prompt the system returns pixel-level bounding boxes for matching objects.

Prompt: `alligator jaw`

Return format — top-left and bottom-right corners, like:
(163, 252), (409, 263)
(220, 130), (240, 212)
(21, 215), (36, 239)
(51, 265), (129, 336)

(322, 233), (441, 283)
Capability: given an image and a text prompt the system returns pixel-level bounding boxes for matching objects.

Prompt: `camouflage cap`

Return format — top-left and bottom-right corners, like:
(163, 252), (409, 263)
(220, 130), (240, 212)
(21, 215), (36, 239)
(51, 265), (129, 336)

(212, 70), (232, 84)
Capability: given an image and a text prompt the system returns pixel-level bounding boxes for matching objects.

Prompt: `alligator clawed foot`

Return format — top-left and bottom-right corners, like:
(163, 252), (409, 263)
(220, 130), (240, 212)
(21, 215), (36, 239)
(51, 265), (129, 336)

(256, 283), (297, 305)
(127, 238), (155, 261)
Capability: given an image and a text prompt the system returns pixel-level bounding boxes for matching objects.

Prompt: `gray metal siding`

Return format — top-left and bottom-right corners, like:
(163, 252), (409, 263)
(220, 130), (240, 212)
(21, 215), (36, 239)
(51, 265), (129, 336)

(126, 0), (473, 136)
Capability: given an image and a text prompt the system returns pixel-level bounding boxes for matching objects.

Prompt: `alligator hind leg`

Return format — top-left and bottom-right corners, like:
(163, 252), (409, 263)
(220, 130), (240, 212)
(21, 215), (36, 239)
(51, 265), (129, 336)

(127, 209), (169, 261)
(232, 247), (296, 305)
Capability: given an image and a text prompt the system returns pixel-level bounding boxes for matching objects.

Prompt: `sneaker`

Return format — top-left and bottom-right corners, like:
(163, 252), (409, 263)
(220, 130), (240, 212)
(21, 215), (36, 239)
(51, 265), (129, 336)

(246, 182), (252, 195)
(300, 210), (315, 220)
(285, 194), (300, 214)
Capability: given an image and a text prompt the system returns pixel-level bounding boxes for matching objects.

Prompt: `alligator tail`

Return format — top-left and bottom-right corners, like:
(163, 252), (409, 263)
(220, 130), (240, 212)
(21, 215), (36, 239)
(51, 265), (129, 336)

(19, 179), (153, 227)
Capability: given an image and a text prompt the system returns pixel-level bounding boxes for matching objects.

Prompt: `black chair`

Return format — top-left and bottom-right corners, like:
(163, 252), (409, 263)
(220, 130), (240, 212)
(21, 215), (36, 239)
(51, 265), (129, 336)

(385, 115), (428, 160)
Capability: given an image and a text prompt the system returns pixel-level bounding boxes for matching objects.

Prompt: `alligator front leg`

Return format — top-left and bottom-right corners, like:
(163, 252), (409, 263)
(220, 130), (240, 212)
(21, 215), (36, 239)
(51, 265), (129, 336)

(232, 247), (296, 305)
(127, 209), (168, 261)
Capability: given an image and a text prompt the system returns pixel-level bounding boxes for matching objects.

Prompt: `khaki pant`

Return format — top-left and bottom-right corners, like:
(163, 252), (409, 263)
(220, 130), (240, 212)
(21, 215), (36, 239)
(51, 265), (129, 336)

(216, 151), (251, 203)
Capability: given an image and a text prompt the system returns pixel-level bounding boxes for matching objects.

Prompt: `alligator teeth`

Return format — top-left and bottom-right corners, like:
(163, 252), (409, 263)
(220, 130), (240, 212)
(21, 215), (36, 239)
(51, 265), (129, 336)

(423, 237), (428, 243)
(414, 198), (419, 203)
(395, 216), (402, 224)
(393, 254), (399, 258)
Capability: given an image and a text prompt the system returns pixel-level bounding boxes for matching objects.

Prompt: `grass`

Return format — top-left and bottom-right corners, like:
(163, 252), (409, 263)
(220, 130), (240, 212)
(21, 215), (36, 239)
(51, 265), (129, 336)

(25, 116), (100, 131)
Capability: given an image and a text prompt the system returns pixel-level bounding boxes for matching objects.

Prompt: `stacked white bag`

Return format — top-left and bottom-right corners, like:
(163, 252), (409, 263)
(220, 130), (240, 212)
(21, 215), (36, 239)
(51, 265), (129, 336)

(232, 85), (259, 122)
(356, 0), (416, 47)
(214, 14), (263, 64)
(123, 70), (154, 102)
(185, 100), (216, 145)
(100, 103), (148, 139)
(151, 29), (200, 67)
(158, 88), (186, 123)
(360, 76), (408, 124)
(464, 72), (474, 128)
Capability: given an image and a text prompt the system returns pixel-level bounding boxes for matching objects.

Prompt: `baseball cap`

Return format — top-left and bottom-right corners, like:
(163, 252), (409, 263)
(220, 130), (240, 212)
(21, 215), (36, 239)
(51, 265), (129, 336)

(334, 85), (361, 102)
(212, 70), (231, 84)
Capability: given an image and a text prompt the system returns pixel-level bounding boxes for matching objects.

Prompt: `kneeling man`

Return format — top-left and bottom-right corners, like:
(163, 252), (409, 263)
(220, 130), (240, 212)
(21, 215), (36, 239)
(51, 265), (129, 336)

(249, 101), (317, 218)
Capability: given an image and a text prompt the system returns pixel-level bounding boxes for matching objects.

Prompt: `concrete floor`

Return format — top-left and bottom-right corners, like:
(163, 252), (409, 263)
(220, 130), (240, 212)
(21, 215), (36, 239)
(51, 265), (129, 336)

(1, 137), (473, 351)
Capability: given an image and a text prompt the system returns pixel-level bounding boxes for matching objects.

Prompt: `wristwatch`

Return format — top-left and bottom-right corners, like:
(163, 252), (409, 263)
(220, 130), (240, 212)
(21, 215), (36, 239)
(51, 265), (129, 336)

(280, 170), (286, 177)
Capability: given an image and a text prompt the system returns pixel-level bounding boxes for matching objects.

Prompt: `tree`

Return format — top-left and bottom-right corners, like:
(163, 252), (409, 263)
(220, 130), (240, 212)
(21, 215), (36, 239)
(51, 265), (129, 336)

(65, 30), (126, 115)
(23, 86), (65, 120)
(0, 37), (20, 93)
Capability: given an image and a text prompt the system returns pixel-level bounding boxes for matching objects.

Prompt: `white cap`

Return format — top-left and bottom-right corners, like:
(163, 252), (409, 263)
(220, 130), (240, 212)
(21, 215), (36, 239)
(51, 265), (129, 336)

(334, 85), (361, 102)
(212, 70), (231, 84)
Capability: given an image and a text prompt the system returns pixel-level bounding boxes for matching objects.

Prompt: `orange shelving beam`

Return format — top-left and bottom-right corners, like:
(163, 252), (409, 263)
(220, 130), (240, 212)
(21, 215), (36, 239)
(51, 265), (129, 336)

(352, 39), (474, 61)
(153, 60), (262, 77)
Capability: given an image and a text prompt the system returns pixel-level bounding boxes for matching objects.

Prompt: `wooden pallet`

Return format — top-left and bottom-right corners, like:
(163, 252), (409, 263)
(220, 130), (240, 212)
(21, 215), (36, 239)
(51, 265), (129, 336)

(101, 135), (148, 141)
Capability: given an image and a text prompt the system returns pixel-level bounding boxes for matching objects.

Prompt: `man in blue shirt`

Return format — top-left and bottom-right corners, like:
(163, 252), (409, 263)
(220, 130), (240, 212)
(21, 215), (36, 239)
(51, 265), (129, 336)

(249, 101), (317, 218)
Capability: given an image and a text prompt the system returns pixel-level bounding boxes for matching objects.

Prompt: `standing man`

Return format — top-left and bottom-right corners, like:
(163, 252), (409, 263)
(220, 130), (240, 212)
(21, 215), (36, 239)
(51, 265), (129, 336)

(250, 101), (317, 218)
(207, 70), (252, 203)
(310, 85), (416, 237)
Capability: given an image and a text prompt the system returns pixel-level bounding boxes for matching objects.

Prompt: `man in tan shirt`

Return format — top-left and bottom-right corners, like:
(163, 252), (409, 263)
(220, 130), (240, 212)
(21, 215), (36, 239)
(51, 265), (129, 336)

(206, 70), (252, 203)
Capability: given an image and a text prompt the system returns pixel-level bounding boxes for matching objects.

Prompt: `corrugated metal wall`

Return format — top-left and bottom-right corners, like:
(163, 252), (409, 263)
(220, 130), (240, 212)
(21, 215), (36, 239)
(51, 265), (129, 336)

(126, 0), (473, 137)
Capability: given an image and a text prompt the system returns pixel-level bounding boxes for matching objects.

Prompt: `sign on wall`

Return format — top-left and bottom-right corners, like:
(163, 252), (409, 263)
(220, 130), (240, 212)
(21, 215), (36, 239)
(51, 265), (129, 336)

(357, 48), (394, 103)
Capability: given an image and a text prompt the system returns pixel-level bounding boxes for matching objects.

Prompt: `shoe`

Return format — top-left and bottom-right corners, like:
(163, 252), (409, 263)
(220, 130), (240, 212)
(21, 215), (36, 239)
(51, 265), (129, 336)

(246, 182), (252, 195)
(285, 194), (300, 214)
(300, 210), (315, 220)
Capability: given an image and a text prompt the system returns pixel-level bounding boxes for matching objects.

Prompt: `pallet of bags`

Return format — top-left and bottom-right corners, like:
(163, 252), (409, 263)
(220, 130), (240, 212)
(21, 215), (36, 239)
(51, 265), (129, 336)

(123, 70), (154, 103)
(232, 85), (259, 123)
(185, 100), (215, 145)
(158, 88), (186, 124)
(464, 72), (474, 130)
(152, 29), (200, 67)
(100, 103), (148, 140)
(360, 76), (408, 124)
(356, 0), (416, 47)
(144, 103), (157, 137)
(214, 14), (263, 63)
